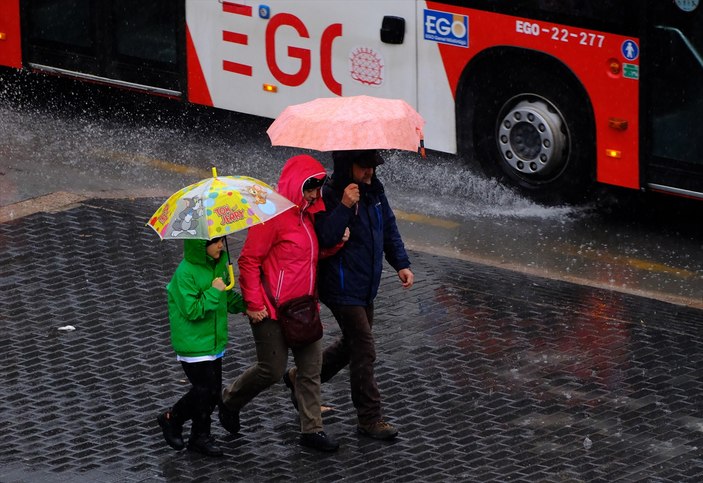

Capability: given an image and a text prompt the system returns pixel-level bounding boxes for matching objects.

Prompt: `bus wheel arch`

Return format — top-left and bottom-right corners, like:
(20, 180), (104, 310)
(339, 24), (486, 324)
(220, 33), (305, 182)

(457, 48), (596, 203)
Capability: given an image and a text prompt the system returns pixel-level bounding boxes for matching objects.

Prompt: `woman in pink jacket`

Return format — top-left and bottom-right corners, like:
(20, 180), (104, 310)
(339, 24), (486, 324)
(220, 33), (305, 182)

(219, 154), (339, 452)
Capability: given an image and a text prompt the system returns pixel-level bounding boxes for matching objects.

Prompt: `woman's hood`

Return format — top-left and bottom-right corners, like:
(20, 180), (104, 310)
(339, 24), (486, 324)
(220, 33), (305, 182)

(276, 154), (327, 213)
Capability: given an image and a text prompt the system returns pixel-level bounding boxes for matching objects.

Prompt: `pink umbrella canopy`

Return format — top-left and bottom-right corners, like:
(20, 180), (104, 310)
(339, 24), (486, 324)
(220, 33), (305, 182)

(267, 95), (425, 153)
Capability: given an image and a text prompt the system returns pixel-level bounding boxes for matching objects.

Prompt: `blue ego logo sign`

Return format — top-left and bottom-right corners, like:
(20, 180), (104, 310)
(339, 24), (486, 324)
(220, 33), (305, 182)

(424, 9), (468, 47)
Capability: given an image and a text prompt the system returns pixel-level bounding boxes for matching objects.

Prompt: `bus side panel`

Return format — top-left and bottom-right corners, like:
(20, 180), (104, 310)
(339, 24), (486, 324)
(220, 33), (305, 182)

(0, 0), (22, 68)
(185, 0), (417, 119)
(186, 24), (213, 107)
(416, 2), (458, 154)
(424, 2), (640, 190)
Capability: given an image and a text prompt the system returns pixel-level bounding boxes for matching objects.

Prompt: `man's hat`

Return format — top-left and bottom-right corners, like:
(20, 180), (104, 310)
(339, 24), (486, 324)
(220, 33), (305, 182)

(332, 149), (384, 168)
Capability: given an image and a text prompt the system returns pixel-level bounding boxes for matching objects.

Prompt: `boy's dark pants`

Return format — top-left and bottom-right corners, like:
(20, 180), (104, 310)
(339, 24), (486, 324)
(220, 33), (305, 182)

(320, 304), (382, 425)
(172, 358), (222, 438)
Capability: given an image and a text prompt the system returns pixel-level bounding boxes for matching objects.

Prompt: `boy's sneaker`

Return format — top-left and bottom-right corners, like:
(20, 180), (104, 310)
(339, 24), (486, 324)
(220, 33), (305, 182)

(357, 420), (398, 440)
(157, 411), (185, 450)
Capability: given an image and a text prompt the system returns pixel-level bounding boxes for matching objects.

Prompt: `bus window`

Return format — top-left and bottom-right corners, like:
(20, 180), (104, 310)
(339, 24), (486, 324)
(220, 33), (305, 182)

(111, 0), (178, 67)
(479, 0), (636, 31)
(28, 0), (93, 51)
(24, 0), (98, 74)
(106, 0), (181, 92)
(23, 0), (181, 95)
(645, 2), (703, 194)
(537, 0), (595, 17)
(536, 0), (625, 19)
(649, 5), (703, 168)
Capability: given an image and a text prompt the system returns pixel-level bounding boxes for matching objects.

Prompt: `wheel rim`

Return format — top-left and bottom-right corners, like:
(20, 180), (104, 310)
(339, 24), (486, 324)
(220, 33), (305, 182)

(496, 97), (568, 179)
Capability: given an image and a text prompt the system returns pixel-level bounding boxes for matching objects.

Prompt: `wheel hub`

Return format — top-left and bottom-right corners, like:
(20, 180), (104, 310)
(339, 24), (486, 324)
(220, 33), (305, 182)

(497, 99), (566, 176)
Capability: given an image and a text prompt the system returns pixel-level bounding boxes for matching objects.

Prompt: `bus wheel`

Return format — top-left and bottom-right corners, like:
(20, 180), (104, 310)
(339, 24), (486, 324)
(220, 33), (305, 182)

(473, 74), (594, 203)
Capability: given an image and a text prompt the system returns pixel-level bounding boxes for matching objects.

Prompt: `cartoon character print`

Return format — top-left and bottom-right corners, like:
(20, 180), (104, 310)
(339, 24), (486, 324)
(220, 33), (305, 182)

(248, 184), (268, 204)
(170, 197), (204, 237)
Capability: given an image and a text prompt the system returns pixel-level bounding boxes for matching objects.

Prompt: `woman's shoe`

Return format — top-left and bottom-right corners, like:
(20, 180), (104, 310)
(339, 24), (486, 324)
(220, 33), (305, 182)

(156, 410), (185, 450)
(187, 435), (224, 457)
(218, 403), (240, 435)
(300, 431), (339, 452)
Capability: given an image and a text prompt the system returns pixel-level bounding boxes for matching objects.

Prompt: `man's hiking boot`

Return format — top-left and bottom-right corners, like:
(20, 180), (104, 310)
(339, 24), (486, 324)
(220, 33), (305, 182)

(357, 420), (398, 440)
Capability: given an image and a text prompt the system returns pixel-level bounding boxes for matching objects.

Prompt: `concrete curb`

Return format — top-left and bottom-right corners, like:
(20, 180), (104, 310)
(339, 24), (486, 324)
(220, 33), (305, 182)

(0, 189), (174, 223)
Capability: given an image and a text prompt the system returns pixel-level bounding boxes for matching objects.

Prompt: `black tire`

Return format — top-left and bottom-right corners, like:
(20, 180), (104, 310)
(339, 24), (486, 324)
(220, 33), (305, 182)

(472, 65), (595, 203)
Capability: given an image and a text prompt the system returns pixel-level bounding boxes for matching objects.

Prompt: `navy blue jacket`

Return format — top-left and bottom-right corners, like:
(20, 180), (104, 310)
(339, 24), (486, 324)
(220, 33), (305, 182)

(316, 165), (410, 306)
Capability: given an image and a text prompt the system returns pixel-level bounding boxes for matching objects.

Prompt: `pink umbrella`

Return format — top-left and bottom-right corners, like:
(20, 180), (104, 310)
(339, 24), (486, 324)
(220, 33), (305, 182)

(267, 95), (425, 154)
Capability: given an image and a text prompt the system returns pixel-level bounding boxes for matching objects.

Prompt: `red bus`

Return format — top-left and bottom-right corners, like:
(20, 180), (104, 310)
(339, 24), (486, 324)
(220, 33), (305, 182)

(1, 1), (701, 202)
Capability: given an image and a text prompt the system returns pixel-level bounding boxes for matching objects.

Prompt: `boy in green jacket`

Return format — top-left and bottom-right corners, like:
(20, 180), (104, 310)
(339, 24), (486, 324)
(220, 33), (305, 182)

(157, 236), (245, 457)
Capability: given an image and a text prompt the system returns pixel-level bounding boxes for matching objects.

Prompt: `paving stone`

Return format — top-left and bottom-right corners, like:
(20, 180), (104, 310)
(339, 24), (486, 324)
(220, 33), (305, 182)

(1, 197), (702, 481)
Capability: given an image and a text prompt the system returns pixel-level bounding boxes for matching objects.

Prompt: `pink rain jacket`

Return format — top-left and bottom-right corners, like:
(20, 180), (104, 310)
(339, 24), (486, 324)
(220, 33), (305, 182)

(237, 155), (327, 320)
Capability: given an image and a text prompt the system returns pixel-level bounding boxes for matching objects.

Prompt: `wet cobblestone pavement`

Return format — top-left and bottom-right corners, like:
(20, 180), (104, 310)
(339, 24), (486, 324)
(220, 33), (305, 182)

(1, 197), (702, 482)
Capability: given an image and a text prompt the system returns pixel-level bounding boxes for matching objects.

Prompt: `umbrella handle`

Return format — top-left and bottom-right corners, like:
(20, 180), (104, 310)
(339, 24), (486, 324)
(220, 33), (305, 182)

(225, 263), (236, 291)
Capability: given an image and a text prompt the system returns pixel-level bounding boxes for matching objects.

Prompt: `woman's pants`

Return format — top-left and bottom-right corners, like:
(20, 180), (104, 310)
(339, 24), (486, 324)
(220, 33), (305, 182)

(222, 318), (323, 433)
(172, 358), (223, 438)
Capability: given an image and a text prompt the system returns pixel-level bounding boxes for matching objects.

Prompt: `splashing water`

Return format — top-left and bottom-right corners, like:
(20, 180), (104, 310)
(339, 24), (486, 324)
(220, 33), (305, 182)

(381, 150), (593, 221)
(0, 69), (594, 224)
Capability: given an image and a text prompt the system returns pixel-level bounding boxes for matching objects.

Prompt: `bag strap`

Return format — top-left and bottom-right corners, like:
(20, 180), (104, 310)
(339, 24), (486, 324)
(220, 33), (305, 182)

(260, 271), (278, 308)
(260, 269), (319, 308)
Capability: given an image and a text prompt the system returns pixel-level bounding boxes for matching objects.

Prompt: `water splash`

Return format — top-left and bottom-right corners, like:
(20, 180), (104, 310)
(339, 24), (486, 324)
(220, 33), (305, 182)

(381, 151), (593, 220)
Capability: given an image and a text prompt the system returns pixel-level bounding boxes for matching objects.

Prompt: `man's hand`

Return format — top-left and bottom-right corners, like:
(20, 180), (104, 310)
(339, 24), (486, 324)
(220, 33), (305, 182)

(398, 268), (414, 288)
(342, 183), (360, 208)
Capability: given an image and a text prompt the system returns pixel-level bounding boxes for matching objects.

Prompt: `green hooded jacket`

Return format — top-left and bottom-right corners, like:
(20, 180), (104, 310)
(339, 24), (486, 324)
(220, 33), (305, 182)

(167, 239), (245, 357)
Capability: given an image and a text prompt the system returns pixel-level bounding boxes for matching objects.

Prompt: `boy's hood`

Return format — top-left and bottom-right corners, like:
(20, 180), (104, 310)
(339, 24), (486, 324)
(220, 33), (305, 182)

(183, 239), (212, 266)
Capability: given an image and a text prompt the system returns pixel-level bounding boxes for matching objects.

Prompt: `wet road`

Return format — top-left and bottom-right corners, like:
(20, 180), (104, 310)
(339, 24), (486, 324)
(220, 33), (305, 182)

(1, 196), (702, 481)
(1, 68), (702, 308)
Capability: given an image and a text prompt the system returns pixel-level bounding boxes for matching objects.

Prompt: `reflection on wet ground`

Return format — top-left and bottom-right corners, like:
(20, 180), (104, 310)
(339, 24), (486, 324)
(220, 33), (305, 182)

(0, 197), (701, 480)
(405, 256), (703, 479)
(396, 191), (703, 307)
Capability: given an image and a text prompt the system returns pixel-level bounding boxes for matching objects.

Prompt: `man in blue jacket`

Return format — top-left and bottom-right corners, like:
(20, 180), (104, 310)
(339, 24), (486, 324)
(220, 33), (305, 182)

(306, 149), (414, 440)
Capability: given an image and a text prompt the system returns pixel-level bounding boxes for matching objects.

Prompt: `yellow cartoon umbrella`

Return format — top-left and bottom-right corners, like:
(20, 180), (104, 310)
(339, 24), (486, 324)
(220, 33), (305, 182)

(148, 167), (295, 289)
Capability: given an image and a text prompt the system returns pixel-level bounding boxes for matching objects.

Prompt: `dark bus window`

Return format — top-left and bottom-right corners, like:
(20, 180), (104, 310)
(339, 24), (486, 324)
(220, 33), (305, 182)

(443, 1), (640, 33)
(649, 5), (703, 167)
(111, 0), (178, 66)
(28, 0), (93, 51)
(535, 0), (626, 20)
